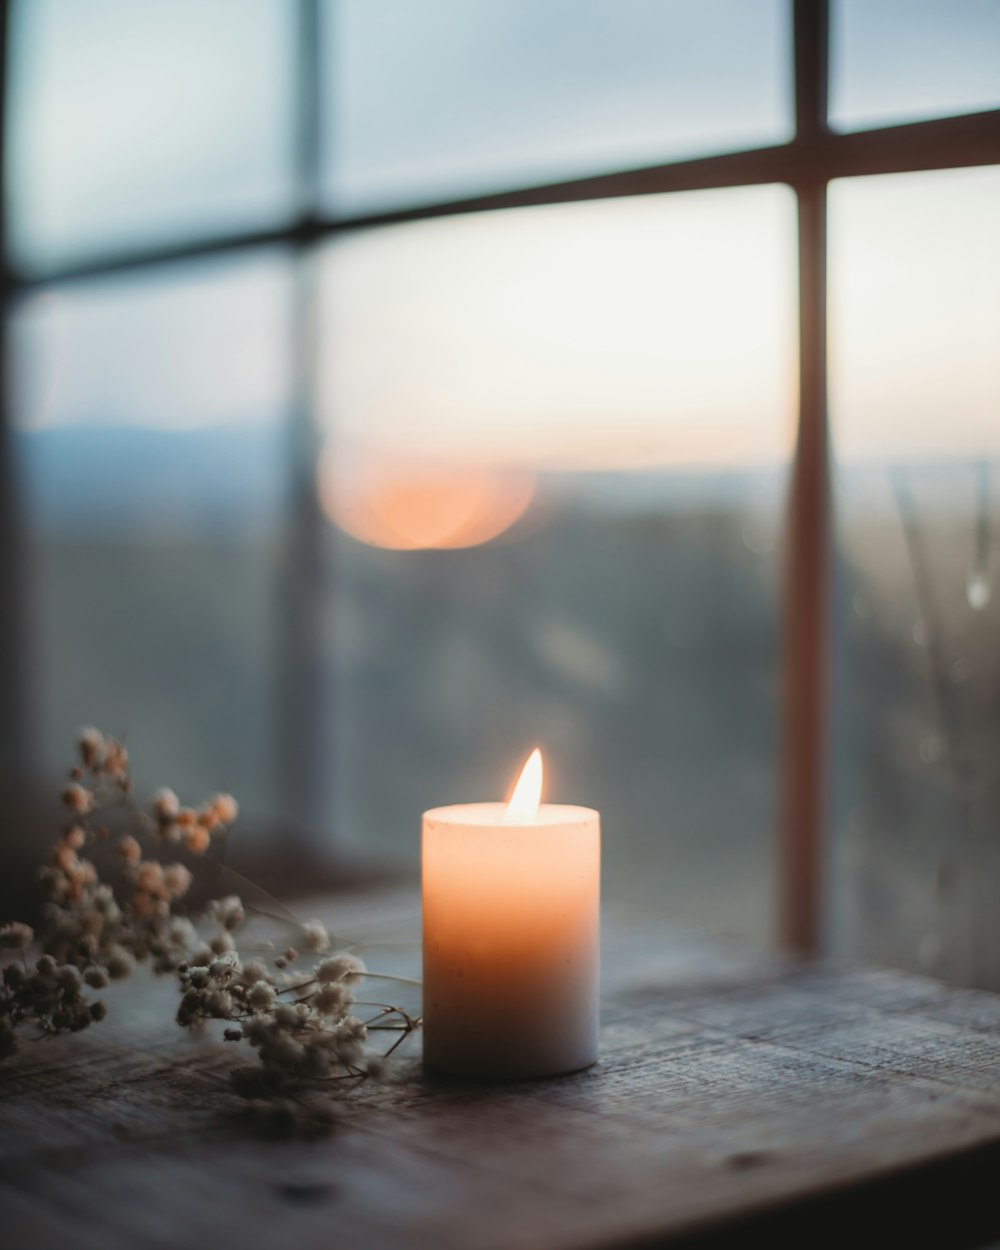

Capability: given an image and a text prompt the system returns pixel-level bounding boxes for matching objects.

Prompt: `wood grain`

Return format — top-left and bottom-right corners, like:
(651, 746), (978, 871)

(2, 888), (1000, 1250)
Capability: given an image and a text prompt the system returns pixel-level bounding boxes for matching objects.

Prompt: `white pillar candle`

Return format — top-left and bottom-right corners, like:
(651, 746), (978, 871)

(422, 750), (600, 1079)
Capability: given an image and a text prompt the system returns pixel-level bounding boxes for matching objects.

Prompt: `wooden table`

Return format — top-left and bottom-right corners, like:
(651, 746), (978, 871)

(3, 887), (1000, 1249)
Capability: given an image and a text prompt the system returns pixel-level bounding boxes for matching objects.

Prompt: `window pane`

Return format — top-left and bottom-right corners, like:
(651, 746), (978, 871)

(829, 167), (1000, 987)
(830, 0), (1000, 132)
(11, 254), (293, 836)
(325, 0), (792, 215)
(318, 187), (797, 942)
(8, 0), (297, 273)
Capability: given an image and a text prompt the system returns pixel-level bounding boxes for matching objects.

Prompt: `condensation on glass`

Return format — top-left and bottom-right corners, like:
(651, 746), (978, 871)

(325, 0), (792, 214)
(317, 186), (797, 942)
(828, 165), (1000, 988)
(830, 0), (1000, 132)
(9, 254), (293, 833)
(7, 0), (297, 272)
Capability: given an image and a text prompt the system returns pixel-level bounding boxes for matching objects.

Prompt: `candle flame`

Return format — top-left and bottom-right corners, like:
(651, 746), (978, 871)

(503, 749), (543, 824)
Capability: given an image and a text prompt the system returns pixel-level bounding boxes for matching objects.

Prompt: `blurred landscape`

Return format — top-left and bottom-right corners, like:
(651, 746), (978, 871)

(17, 422), (781, 943)
(15, 422), (1000, 981)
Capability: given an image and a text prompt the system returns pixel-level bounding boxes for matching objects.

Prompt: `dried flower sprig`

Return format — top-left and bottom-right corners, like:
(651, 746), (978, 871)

(0, 729), (421, 1120)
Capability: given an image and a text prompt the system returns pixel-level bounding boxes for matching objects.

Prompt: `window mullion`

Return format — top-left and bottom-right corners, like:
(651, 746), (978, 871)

(780, 0), (831, 954)
(0, 0), (29, 776)
(276, 0), (328, 848)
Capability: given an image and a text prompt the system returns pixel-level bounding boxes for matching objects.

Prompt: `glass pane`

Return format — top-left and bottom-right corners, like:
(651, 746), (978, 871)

(829, 166), (1000, 988)
(831, 0), (1000, 132)
(8, 0), (297, 273)
(325, 0), (792, 215)
(11, 254), (293, 837)
(318, 186), (797, 943)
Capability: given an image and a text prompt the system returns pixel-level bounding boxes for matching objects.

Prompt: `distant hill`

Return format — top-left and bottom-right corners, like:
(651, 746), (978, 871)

(15, 422), (286, 535)
(15, 422), (992, 535)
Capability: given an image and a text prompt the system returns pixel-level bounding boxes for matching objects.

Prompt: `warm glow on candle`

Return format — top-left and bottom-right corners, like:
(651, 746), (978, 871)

(503, 748), (543, 824)
(423, 748), (599, 1077)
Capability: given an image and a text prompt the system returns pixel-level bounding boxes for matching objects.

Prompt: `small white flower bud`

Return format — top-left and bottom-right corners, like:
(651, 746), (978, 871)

(163, 863), (192, 898)
(211, 794), (238, 825)
(62, 783), (93, 813)
(248, 981), (276, 1012)
(0, 921), (33, 950)
(117, 836), (141, 865)
(300, 921), (331, 953)
(240, 960), (268, 984)
(315, 954), (366, 985)
(205, 990), (232, 1018)
(151, 787), (180, 821)
(105, 948), (135, 980)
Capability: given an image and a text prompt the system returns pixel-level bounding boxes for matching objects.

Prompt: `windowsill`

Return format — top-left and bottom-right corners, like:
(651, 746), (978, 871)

(4, 883), (1000, 1248)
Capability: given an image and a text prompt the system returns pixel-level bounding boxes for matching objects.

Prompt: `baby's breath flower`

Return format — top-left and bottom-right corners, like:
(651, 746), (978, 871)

(3, 726), (415, 1108)
(53, 847), (76, 877)
(103, 739), (129, 779)
(313, 982), (351, 1016)
(118, 835), (141, 864)
(75, 860), (98, 888)
(151, 787), (180, 821)
(168, 917), (198, 948)
(134, 860), (165, 894)
(300, 921), (331, 953)
(55, 964), (82, 991)
(261, 1032), (305, 1069)
(240, 959), (268, 984)
(105, 947), (135, 980)
(315, 953), (366, 985)
(210, 794), (238, 825)
(248, 981), (276, 1012)
(273, 1003), (299, 1030)
(162, 863), (192, 898)
(183, 826), (210, 855)
(336, 1015), (368, 1046)
(0, 921), (33, 950)
(205, 989), (233, 1018)
(78, 727), (106, 769)
(209, 896), (245, 932)
(63, 826), (86, 850)
(243, 1017), (273, 1047)
(62, 783), (93, 814)
(3, 964), (25, 989)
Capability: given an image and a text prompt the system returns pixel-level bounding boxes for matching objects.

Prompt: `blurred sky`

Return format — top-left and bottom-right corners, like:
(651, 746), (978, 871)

(6, 0), (1000, 481)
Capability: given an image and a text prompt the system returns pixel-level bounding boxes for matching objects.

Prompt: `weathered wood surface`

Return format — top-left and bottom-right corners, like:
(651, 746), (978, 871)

(3, 887), (1000, 1250)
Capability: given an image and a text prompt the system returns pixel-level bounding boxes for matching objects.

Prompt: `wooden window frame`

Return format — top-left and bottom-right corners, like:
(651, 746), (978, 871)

(0, 0), (997, 950)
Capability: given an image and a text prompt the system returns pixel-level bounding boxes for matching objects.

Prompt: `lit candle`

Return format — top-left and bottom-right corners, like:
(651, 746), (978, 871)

(422, 750), (600, 1079)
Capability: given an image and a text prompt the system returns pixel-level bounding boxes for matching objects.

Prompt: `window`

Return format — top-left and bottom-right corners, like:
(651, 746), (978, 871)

(11, 255), (292, 834)
(2, 2), (999, 974)
(829, 165), (1000, 984)
(319, 188), (796, 937)
(325, 0), (792, 213)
